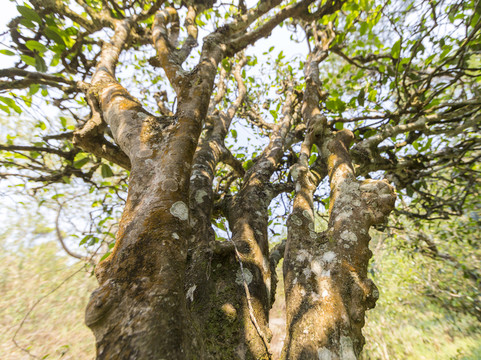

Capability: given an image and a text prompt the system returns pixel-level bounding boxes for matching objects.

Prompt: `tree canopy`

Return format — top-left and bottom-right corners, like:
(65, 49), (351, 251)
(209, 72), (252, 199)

(1, 0), (479, 221)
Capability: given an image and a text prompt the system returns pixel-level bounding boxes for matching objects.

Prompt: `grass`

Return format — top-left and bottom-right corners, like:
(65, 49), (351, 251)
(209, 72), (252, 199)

(0, 241), (96, 359)
(1, 238), (479, 359)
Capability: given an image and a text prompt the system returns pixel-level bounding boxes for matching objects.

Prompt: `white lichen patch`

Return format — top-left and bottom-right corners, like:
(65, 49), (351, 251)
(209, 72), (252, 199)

(190, 169), (204, 182)
(321, 269), (331, 277)
(302, 210), (312, 219)
(341, 180), (360, 194)
(221, 303), (237, 321)
(195, 190), (208, 204)
(170, 201), (189, 221)
(311, 291), (321, 302)
(186, 285), (196, 302)
(263, 258), (270, 273)
(318, 347), (334, 360)
(290, 166), (300, 181)
(162, 179), (178, 192)
(321, 289), (329, 298)
(340, 230), (357, 243)
(340, 336), (357, 360)
(291, 215), (303, 226)
(322, 251), (337, 263)
(336, 208), (353, 222)
(310, 260), (322, 277)
(172, 232), (179, 240)
(296, 249), (311, 262)
(235, 268), (253, 285)
(295, 182), (301, 192)
(359, 179), (380, 192)
(310, 231), (318, 239)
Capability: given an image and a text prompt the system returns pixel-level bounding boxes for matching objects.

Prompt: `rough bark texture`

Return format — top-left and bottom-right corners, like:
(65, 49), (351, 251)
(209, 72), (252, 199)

(280, 48), (396, 359)
(282, 129), (395, 359)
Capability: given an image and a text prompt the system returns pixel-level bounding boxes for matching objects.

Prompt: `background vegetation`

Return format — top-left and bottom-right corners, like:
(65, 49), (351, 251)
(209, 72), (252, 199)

(1, 207), (479, 359)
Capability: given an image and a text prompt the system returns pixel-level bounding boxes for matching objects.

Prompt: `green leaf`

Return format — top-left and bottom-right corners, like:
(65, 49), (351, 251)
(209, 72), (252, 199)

(20, 54), (37, 67)
(0, 49), (15, 56)
(221, 58), (231, 72)
(391, 39), (401, 59)
(0, 104), (10, 114)
(44, 27), (66, 47)
(38, 121), (47, 130)
(25, 40), (47, 54)
(0, 96), (22, 114)
(358, 88), (365, 106)
(325, 100), (337, 111)
(79, 234), (92, 246)
(243, 159), (253, 170)
(269, 109), (278, 120)
(35, 55), (47, 73)
(368, 89), (377, 102)
(17, 5), (42, 24)
(215, 221), (226, 231)
(406, 186), (414, 197)
(101, 164), (114, 178)
(74, 157), (89, 169)
(360, 22), (368, 36)
(100, 252), (111, 261)
(335, 122), (344, 130)
(29, 84), (40, 95)
(50, 54), (60, 67)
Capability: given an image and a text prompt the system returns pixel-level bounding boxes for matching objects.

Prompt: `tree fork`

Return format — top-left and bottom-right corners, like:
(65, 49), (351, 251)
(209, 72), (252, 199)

(282, 129), (396, 359)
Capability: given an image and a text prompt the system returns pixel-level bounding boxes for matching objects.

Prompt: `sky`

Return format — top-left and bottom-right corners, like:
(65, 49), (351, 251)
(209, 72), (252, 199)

(0, 1), (17, 68)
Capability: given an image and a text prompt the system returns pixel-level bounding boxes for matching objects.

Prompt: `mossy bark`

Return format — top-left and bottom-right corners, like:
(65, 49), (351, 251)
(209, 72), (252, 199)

(281, 130), (396, 360)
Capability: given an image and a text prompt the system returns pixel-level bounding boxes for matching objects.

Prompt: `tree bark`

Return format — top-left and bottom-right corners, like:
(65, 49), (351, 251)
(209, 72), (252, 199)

(80, 3), (391, 359)
(282, 129), (396, 359)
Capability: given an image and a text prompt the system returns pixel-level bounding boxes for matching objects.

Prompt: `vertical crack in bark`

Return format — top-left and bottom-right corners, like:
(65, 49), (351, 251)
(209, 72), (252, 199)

(230, 235), (273, 358)
(223, 83), (300, 359)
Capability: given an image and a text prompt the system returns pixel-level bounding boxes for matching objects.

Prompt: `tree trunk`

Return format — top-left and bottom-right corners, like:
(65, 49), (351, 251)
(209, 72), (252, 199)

(282, 130), (396, 359)
(83, 7), (395, 360)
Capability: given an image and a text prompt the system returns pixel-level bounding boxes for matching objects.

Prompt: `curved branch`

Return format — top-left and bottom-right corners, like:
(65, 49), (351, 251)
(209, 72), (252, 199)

(55, 204), (86, 261)
(152, 7), (187, 93)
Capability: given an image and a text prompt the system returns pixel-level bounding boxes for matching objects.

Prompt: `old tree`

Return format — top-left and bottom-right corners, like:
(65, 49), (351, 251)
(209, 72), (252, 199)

(0, 0), (480, 358)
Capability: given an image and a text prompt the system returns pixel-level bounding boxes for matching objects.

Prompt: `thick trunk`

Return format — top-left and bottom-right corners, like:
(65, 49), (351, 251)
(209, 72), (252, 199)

(85, 108), (203, 358)
(282, 130), (396, 359)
